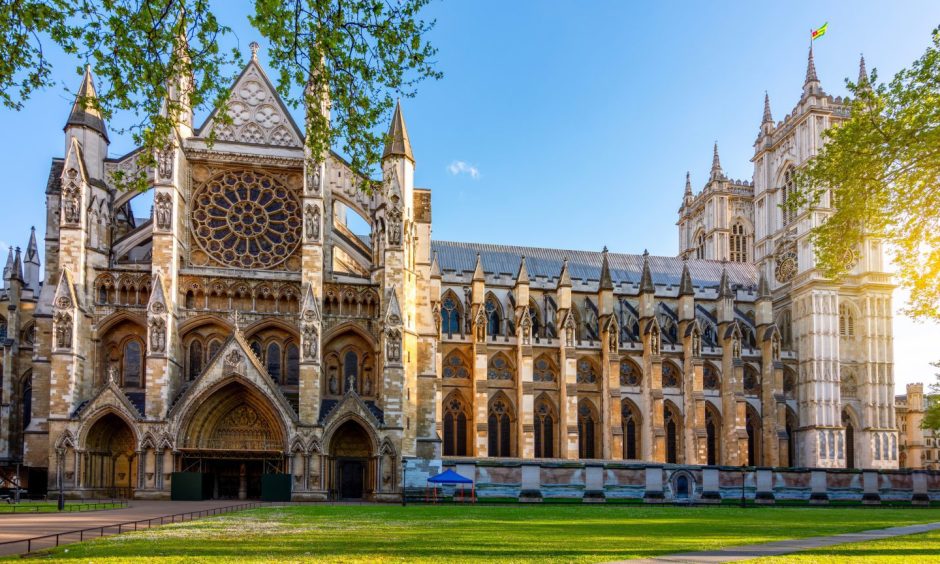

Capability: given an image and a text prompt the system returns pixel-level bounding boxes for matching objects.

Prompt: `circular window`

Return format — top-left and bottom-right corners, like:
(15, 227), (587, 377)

(191, 170), (301, 270)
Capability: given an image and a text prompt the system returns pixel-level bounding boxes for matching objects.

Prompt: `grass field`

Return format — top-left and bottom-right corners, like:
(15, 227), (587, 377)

(10, 504), (940, 563)
(752, 527), (940, 563)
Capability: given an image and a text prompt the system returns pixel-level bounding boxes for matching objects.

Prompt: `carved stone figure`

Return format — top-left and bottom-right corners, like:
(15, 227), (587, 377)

(224, 349), (244, 375)
(650, 328), (660, 355)
(54, 312), (72, 349)
(154, 193), (173, 231)
(386, 330), (401, 363)
(309, 164), (321, 193)
(62, 186), (80, 225)
(305, 204), (321, 241)
(149, 317), (166, 353)
(691, 330), (701, 357)
(329, 368), (339, 394)
(157, 145), (174, 180)
(387, 207), (402, 246)
(302, 324), (318, 361)
(363, 375), (372, 396)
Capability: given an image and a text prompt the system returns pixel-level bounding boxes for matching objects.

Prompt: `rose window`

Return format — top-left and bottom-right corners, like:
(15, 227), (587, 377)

(191, 170), (301, 270)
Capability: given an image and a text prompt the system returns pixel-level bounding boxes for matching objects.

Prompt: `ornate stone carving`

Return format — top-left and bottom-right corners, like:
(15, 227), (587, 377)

(154, 192), (173, 231)
(149, 317), (166, 353)
(307, 163), (322, 194)
(190, 169), (301, 270)
(54, 311), (72, 349)
(302, 324), (319, 361)
(386, 329), (401, 363)
(61, 184), (81, 225)
(386, 207), (402, 246)
(209, 64), (302, 147)
(774, 239), (798, 284)
(305, 204), (321, 241)
(156, 145), (174, 180)
(224, 349), (244, 375)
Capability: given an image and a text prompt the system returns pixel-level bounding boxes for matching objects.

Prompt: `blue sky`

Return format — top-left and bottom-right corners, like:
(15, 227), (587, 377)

(0, 1), (937, 390)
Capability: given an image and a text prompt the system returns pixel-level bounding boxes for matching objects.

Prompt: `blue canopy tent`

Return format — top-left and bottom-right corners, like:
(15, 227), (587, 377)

(426, 469), (475, 503)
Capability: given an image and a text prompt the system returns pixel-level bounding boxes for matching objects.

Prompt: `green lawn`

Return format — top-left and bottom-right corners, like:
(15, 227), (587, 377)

(750, 527), (940, 563)
(13, 505), (940, 563)
(0, 501), (124, 513)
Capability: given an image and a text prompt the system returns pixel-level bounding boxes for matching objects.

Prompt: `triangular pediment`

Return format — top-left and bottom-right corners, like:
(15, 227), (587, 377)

(197, 59), (304, 148)
(75, 377), (142, 421)
(320, 390), (382, 433)
(167, 330), (297, 425)
(54, 269), (81, 311)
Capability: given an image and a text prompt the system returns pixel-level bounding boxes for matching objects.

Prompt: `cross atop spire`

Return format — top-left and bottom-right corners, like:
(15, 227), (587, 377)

(762, 91), (773, 125)
(66, 65), (108, 141)
(382, 99), (414, 162)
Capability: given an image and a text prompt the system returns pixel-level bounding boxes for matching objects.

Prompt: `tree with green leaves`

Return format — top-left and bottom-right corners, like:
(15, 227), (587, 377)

(0, 0), (440, 190)
(790, 26), (940, 429)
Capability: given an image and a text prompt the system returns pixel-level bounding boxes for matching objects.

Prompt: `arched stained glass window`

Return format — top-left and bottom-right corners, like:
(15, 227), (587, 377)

(442, 352), (470, 379)
(533, 356), (556, 382)
(188, 341), (203, 381)
(485, 296), (501, 337)
(576, 359), (597, 384)
(286, 343), (299, 385)
(123, 340), (142, 388)
(487, 398), (512, 457)
(441, 294), (462, 337)
(730, 222), (748, 262)
(266, 343), (282, 382)
(443, 395), (468, 456)
(534, 398), (554, 458)
(578, 401), (597, 459)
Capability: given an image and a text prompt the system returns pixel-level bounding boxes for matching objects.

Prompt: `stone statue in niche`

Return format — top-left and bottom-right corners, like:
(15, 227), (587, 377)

(565, 321), (575, 348)
(149, 317), (166, 353)
(302, 324), (318, 360)
(363, 375), (372, 396)
(310, 164), (321, 193)
(62, 187), (80, 224)
(387, 207), (402, 246)
(386, 330), (401, 363)
(54, 312), (72, 349)
(154, 193), (172, 231)
(650, 329), (660, 355)
(691, 330), (701, 357)
(157, 145), (173, 180)
(328, 365), (339, 394)
(345, 370), (357, 395)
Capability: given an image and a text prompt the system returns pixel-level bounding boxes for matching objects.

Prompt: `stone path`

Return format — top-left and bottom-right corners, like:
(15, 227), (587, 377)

(623, 521), (940, 563)
(0, 499), (259, 556)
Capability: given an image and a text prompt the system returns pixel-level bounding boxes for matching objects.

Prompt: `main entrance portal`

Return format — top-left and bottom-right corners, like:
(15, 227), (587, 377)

(330, 420), (373, 500)
(178, 380), (288, 500)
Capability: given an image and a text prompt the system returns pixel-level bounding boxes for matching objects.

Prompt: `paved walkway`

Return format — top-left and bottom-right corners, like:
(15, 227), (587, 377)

(624, 521), (940, 563)
(0, 499), (258, 556)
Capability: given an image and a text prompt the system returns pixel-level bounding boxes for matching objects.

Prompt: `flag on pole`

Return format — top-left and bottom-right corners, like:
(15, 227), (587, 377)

(811, 22), (828, 41)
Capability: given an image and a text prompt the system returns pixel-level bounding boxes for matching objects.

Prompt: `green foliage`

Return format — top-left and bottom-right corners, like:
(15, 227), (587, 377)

(20, 505), (940, 563)
(790, 26), (940, 321)
(925, 361), (940, 431)
(0, 0), (440, 192)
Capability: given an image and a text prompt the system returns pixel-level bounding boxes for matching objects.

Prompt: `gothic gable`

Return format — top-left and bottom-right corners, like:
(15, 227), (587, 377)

(197, 59), (304, 148)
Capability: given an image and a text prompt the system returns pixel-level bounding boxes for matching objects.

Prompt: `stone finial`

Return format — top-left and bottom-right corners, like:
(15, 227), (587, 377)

(382, 99), (414, 162)
(11, 247), (23, 282)
(26, 226), (39, 263)
(762, 91), (773, 125)
(758, 269), (771, 299)
(718, 264), (733, 299)
(599, 248), (614, 291)
(66, 65), (108, 141)
(804, 44), (820, 91)
(2, 247), (12, 282)
(557, 257), (572, 288)
(684, 171), (693, 198)
(679, 261), (694, 296)
(430, 251), (441, 278)
(710, 142), (724, 181)
(249, 41), (260, 60)
(639, 252), (654, 294)
(472, 252), (485, 282)
(516, 255), (529, 285)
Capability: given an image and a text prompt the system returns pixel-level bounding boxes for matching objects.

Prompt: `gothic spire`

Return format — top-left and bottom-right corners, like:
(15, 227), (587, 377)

(684, 171), (693, 198)
(679, 260), (695, 296)
(430, 251), (441, 278)
(709, 142), (723, 181)
(718, 263), (733, 299)
(472, 252), (485, 282)
(25, 226), (39, 264)
(65, 65), (109, 142)
(516, 255), (529, 285)
(382, 100), (414, 162)
(757, 269), (771, 299)
(857, 54), (869, 86)
(599, 248), (614, 291)
(557, 257), (572, 288)
(3, 247), (13, 282)
(762, 91), (773, 125)
(12, 247), (23, 282)
(639, 250), (654, 294)
(804, 44), (820, 93)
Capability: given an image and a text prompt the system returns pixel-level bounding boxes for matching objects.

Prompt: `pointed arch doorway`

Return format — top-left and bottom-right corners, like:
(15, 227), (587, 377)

(329, 419), (375, 500)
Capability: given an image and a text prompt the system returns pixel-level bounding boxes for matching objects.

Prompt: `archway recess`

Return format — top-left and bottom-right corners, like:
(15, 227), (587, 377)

(329, 419), (375, 500)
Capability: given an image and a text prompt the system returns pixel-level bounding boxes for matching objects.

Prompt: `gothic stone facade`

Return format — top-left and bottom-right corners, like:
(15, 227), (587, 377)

(0, 46), (897, 500)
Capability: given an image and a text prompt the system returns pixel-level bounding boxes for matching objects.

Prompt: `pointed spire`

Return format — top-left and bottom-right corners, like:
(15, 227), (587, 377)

(430, 251), (441, 278)
(598, 248), (614, 291)
(857, 54), (869, 86)
(684, 171), (693, 198)
(472, 252), (485, 281)
(718, 263), (733, 299)
(26, 226), (39, 264)
(384, 289), (403, 326)
(3, 247), (13, 282)
(762, 91), (773, 125)
(11, 247), (23, 282)
(65, 66), (108, 141)
(757, 269), (771, 299)
(301, 283), (321, 321)
(709, 142), (723, 181)
(557, 257), (572, 288)
(679, 260), (695, 296)
(804, 44), (820, 92)
(382, 100), (414, 162)
(249, 41), (260, 61)
(516, 255), (529, 285)
(639, 250), (654, 294)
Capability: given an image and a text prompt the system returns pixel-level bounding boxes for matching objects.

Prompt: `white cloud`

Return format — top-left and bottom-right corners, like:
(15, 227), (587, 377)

(447, 160), (480, 179)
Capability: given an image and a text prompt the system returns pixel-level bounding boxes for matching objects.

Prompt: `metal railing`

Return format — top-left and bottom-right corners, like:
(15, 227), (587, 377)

(1, 500), (127, 514)
(0, 502), (262, 555)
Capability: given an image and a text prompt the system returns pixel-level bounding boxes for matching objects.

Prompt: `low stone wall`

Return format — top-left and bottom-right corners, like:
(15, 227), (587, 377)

(403, 457), (940, 504)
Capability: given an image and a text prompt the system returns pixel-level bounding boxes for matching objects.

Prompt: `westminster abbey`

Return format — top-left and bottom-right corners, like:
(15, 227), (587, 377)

(0, 44), (898, 500)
